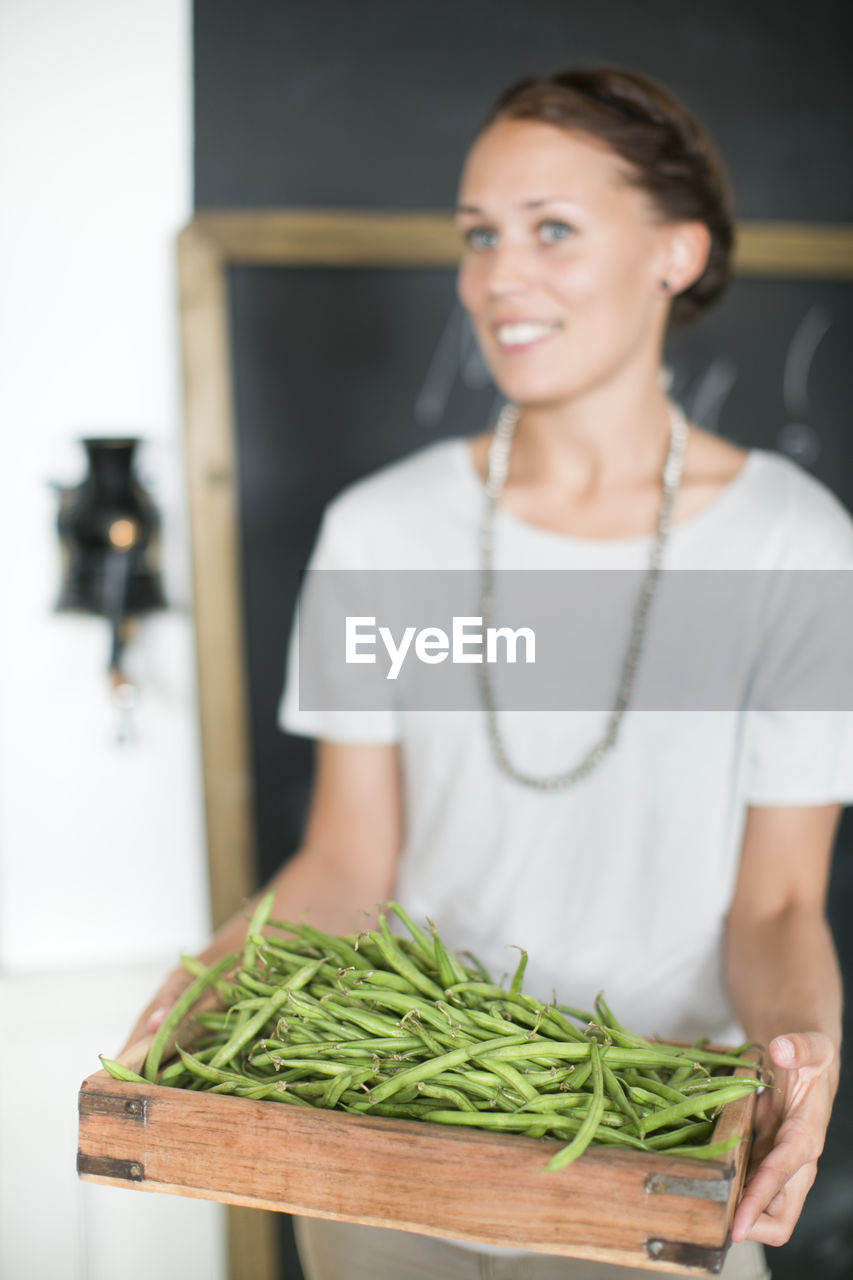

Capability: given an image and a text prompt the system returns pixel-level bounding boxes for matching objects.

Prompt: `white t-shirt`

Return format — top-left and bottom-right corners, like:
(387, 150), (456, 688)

(280, 436), (853, 1048)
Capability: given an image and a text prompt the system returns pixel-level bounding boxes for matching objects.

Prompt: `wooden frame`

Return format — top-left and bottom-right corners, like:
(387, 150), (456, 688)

(78, 1038), (759, 1277)
(177, 210), (853, 1279)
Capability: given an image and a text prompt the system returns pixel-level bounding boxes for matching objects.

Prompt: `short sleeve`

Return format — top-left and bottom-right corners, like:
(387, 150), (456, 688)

(741, 468), (853, 807)
(278, 502), (401, 744)
(742, 710), (853, 806)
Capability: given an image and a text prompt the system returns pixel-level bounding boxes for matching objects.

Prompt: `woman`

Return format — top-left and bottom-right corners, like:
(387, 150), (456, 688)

(130, 66), (849, 1279)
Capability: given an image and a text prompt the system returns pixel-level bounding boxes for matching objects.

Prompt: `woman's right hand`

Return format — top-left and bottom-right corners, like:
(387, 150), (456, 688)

(117, 963), (196, 1060)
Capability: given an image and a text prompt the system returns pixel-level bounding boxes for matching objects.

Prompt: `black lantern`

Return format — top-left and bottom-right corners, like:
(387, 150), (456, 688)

(56, 437), (166, 676)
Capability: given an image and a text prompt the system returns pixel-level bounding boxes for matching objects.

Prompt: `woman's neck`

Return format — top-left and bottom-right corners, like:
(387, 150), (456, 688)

(509, 382), (675, 499)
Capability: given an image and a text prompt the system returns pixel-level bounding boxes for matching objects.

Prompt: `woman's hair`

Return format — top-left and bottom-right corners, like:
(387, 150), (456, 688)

(478, 66), (735, 330)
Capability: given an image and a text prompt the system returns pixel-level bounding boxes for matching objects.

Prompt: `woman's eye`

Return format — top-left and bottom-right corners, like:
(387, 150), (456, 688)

(538, 219), (575, 244)
(463, 226), (498, 252)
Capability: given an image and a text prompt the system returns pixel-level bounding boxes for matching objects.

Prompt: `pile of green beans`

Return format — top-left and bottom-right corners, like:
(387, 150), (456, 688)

(101, 897), (761, 1171)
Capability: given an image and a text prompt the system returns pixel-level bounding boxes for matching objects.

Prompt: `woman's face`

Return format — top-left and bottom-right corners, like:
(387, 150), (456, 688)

(456, 119), (679, 408)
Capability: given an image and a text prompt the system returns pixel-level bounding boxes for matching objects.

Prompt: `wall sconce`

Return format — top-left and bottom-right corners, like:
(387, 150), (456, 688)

(56, 437), (166, 740)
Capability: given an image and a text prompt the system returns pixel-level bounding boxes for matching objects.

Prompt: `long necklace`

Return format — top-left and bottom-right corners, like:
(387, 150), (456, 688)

(477, 400), (688, 790)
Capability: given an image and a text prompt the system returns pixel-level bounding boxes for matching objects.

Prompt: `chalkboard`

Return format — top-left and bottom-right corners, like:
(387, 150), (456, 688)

(228, 268), (853, 879)
(225, 261), (853, 1279)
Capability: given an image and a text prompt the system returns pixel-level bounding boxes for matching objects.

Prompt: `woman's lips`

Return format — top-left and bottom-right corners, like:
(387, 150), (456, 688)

(493, 320), (562, 351)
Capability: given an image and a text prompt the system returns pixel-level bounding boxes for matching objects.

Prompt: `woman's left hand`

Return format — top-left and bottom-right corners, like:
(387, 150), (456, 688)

(731, 1031), (839, 1246)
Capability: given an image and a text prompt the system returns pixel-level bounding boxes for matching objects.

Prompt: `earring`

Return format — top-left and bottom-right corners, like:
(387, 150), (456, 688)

(660, 279), (671, 293)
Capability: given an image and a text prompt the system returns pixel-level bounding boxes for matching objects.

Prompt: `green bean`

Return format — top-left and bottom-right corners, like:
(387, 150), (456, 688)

(474, 1054), (540, 1104)
(517, 998), (587, 1043)
(446, 981), (514, 1002)
(252, 938), (334, 972)
(416, 1102), (622, 1134)
(593, 992), (623, 1031)
(602, 1062), (641, 1130)
(463, 1007), (525, 1039)
(348, 968), (414, 994)
(666, 1039), (710, 1089)
(513, 1093), (589, 1115)
(644, 1121), (714, 1150)
(508, 947), (528, 998)
(581, 1126), (652, 1153)
(144, 952), (239, 1082)
(469, 1041), (587, 1067)
(345, 1100), (446, 1120)
(335, 986), (466, 1035)
(622, 1071), (690, 1107)
(680, 1075), (762, 1095)
(271, 919), (372, 971)
(429, 1070), (507, 1104)
(320, 994), (416, 1040)
(232, 1081), (310, 1103)
(627, 1084), (671, 1110)
(382, 901), (435, 965)
(249, 1035), (421, 1067)
(180, 955), (241, 1003)
(322, 1067), (375, 1108)
(600, 1047), (717, 1071)
(518, 1065), (579, 1090)
(554, 1002), (598, 1026)
(251, 1056), (351, 1077)
(366, 1033), (530, 1105)
(417, 1083), (478, 1112)
(193, 1011), (231, 1030)
(420, 1109), (589, 1132)
(117, 915), (757, 1172)
(243, 891), (276, 969)
(674, 1047), (753, 1070)
(436, 1040), (690, 1070)
(408, 1018), (450, 1058)
(99, 1056), (148, 1083)
(158, 1045), (220, 1081)
(664, 1135), (740, 1159)
(546, 1043), (606, 1171)
(174, 1047), (290, 1096)
(639, 1082), (760, 1137)
(371, 917), (445, 1000)
(283, 992), (353, 1038)
(209, 959), (326, 1070)
(430, 926), (469, 988)
(235, 969), (280, 996)
(560, 1060), (593, 1092)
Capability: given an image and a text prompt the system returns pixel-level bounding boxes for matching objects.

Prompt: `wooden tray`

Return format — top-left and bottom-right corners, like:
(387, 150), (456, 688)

(78, 1034), (759, 1275)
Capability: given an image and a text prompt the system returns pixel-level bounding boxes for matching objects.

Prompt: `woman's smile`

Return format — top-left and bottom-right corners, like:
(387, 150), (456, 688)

(493, 319), (564, 352)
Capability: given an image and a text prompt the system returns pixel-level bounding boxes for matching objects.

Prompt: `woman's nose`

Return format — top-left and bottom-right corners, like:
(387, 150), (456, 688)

(485, 242), (537, 298)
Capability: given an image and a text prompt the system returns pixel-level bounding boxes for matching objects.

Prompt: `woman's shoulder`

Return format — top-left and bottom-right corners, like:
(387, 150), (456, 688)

(741, 446), (853, 567)
(324, 435), (469, 528)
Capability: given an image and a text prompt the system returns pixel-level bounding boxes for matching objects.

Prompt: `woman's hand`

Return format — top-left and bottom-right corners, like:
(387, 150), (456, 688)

(117, 964), (196, 1059)
(731, 1031), (839, 1246)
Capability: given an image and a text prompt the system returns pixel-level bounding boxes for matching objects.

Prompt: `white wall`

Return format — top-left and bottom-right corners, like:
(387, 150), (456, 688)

(0, 0), (210, 968)
(0, 1), (225, 1275)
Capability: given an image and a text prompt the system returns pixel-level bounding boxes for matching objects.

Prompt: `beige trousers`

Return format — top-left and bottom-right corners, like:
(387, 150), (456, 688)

(293, 1218), (771, 1280)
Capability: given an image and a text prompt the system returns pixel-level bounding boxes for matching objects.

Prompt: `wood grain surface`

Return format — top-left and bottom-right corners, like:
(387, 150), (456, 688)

(78, 1055), (759, 1276)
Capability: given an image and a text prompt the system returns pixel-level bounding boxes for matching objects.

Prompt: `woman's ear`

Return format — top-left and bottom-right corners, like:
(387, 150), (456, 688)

(659, 221), (712, 294)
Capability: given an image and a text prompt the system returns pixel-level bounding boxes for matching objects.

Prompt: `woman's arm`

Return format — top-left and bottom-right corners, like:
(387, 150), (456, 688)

(120, 739), (404, 1051)
(725, 802), (843, 1246)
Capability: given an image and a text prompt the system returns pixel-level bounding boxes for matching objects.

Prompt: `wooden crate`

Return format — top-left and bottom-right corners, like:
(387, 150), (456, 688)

(78, 1033), (759, 1275)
